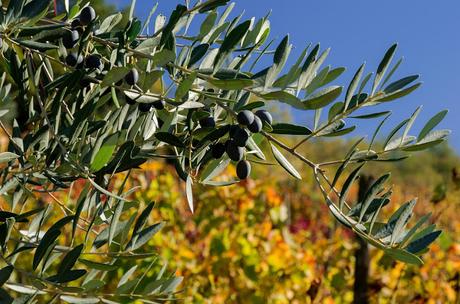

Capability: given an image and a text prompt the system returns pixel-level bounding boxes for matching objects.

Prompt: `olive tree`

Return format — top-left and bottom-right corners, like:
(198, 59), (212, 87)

(0, 0), (449, 302)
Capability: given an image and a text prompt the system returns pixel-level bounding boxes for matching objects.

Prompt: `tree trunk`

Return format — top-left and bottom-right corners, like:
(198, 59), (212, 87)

(353, 175), (373, 304)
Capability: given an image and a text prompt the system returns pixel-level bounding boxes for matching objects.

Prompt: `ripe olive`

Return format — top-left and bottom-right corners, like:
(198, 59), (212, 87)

(153, 99), (165, 110)
(138, 103), (153, 112)
(125, 68), (139, 86)
(236, 160), (251, 180)
(80, 6), (96, 26)
(248, 116), (262, 133)
(71, 19), (81, 29)
(232, 127), (249, 147)
(255, 110), (273, 125)
(237, 110), (255, 126)
(211, 143), (226, 159)
(225, 140), (244, 161)
(65, 52), (83, 67)
(126, 96), (136, 105)
(199, 117), (216, 128)
(85, 54), (102, 70)
(79, 77), (91, 88)
(62, 30), (79, 49)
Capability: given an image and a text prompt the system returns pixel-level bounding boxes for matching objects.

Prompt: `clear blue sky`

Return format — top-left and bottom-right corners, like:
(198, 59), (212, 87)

(112, 0), (459, 151)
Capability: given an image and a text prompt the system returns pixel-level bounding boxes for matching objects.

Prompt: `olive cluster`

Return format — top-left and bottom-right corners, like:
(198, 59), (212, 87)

(63, 7), (142, 102)
(210, 109), (273, 180)
(63, 6), (99, 69)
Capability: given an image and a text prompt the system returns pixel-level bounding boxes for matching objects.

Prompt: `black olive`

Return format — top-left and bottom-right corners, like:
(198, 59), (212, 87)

(225, 139), (244, 161)
(237, 110), (255, 126)
(80, 6), (96, 26)
(236, 160), (251, 179)
(79, 77), (91, 88)
(248, 116), (262, 133)
(211, 143), (226, 159)
(232, 127), (249, 147)
(153, 99), (165, 110)
(199, 117), (216, 128)
(65, 52), (83, 67)
(255, 110), (273, 125)
(62, 30), (79, 49)
(138, 103), (153, 112)
(126, 96), (136, 105)
(71, 19), (81, 29)
(85, 54), (102, 70)
(125, 68), (139, 86)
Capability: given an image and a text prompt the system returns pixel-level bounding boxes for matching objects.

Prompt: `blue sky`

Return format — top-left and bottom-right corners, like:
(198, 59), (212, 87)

(111, 0), (459, 151)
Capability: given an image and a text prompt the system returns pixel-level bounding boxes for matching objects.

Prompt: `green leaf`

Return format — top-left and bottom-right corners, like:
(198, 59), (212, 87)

(208, 78), (254, 90)
(7, 0), (25, 19)
(350, 111), (391, 119)
(322, 126), (356, 137)
(270, 143), (301, 179)
(383, 119), (409, 149)
(322, 67), (346, 86)
(384, 248), (423, 265)
(0, 152), (19, 164)
(132, 202), (155, 238)
(214, 20), (252, 70)
(5, 283), (45, 295)
(58, 244), (83, 276)
(126, 18), (142, 42)
(152, 49), (176, 67)
(377, 83), (421, 102)
(265, 35), (291, 88)
(403, 129), (450, 151)
(339, 164), (364, 210)
(303, 86), (343, 110)
(126, 223), (164, 251)
(91, 133), (119, 172)
(0, 266), (14, 286)
(83, 279), (106, 291)
(33, 229), (60, 270)
(186, 175), (194, 213)
(15, 39), (58, 51)
(189, 43), (210, 67)
(384, 75), (419, 93)
(21, 0), (51, 19)
(372, 43), (397, 94)
(47, 269), (86, 283)
(358, 174), (391, 222)
(135, 37), (160, 54)
(176, 71), (197, 101)
(98, 13), (123, 34)
(199, 0), (230, 13)
(260, 91), (304, 109)
(270, 123), (312, 135)
(344, 63), (365, 111)
(60, 295), (100, 304)
(79, 259), (118, 271)
(159, 4), (187, 47)
(101, 67), (130, 87)
(400, 213), (431, 246)
(390, 199), (416, 245)
(155, 132), (185, 148)
(406, 230), (442, 254)
(198, 11), (217, 39)
(349, 197), (390, 219)
(418, 110), (448, 141)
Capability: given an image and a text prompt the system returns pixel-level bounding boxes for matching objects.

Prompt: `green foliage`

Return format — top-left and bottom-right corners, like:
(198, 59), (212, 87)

(0, 0), (451, 302)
